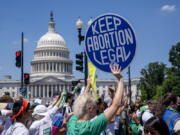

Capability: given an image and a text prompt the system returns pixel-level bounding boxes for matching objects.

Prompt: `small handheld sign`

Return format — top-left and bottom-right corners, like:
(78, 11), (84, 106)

(85, 13), (136, 72)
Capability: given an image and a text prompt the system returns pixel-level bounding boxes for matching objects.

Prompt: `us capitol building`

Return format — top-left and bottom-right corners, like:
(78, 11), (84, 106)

(0, 13), (140, 102)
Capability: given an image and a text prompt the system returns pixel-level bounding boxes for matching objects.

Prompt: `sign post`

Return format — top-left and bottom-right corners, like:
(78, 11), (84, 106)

(85, 13), (136, 72)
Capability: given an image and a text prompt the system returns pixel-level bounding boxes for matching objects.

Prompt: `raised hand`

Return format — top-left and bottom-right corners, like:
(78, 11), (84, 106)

(110, 64), (122, 80)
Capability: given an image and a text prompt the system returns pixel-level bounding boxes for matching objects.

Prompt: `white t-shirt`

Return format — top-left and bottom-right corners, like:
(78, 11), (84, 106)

(29, 106), (58, 135)
(0, 109), (12, 135)
(5, 122), (29, 135)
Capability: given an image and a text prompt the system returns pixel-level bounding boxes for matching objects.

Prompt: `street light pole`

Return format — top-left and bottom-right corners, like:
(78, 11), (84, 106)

(76, 18), (93, 86)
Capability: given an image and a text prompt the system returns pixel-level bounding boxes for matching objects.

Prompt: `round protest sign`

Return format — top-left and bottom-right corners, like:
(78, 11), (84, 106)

(85, 13), (136, 72)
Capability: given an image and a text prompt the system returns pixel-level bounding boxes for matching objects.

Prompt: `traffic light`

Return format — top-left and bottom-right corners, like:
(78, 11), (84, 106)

(24, 73), (30, 84)
(75, 52), (83, 72)
(15, 51), (21, 67)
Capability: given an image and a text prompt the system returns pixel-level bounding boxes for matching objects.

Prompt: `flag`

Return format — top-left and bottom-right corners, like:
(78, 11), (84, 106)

(88, 62), (99, 99)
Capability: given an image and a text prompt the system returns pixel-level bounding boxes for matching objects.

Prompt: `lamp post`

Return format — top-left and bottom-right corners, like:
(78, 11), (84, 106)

(76, 18), (93, 86)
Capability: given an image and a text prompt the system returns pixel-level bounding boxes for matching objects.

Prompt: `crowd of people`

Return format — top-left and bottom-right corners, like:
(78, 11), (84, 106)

(0, 64), (179, 135)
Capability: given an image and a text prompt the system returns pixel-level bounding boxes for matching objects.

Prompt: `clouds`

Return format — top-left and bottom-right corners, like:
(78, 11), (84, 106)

(161, 5), (176, 12)
(24, 38), (29, 44)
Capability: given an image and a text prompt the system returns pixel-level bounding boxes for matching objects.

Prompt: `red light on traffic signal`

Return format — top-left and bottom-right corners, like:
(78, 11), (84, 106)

(24, 74), (29, 79)
(16, 51), (21, 57)
(24, 73), (30, 84)
(15, 51), (21, 67)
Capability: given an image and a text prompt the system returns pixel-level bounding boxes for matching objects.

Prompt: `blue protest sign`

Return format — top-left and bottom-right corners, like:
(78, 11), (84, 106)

(19, 88), (27, 93)
(85, 13), (136, 72)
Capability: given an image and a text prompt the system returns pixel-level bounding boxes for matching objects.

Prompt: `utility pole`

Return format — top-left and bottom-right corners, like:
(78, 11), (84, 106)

(128, 66), (132, 105)
(84, 52), (88, 86)
(21, 32), (24, 88)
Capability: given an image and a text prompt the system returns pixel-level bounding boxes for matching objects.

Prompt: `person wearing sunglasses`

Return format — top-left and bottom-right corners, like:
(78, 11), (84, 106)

(144, 116), (169, 135)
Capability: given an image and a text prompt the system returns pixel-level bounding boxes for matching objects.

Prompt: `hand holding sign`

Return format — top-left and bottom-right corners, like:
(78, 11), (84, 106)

(85, 13), (136, 72)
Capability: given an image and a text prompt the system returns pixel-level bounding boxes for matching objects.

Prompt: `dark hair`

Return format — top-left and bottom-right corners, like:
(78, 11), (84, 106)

(144, 116), (170, 135)
(162, 93), (177, 107)
(155, 93), (178, 119)
(12, 100), (23, 119)
(0, 95), (14, 103)
(12, 100), (30, 121)
(4, 92), (10, 96)
(65, 92), (74, 103)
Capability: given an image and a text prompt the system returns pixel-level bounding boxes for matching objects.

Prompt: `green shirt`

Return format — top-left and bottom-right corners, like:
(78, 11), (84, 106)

(140, 105), (148, 112)
(129, 118), (141, 135)
(67, 113), (108, 135)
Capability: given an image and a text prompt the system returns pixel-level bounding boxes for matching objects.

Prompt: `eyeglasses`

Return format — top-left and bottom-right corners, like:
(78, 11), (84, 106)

(144, 129), (159, 135)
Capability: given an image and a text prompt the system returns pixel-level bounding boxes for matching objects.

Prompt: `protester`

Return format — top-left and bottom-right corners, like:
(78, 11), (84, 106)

(67, 64), (125, 135)
(144, 116), (170, 135)
(0, 93), (15, 135)
(128, 107), (142, 135)
(72, 80), (82, 98)
(159, 93), (180, 135)
(52, 109), (64, 135)
(0, 103), (12, 135)
(142, 100), (157, 125)
(0, 92), (14, 103)
(5, 98), (30, 135)
(29, 92), (65, 135)
(64, 92), (74, 116)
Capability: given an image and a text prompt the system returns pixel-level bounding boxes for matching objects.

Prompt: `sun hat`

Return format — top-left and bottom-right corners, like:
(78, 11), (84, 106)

(32, 105), (48, 116)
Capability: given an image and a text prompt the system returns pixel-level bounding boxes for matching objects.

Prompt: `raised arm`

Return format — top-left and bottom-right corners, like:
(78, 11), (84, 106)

(104, 64), (124, 122)
(84, 76), (92, 94)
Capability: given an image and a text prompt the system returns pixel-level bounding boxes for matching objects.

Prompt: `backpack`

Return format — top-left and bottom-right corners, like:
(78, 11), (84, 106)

(163, 109), (180, 135)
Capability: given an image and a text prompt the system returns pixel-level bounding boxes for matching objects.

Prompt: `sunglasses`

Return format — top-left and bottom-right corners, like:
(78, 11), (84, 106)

(144, 129), (159, 135)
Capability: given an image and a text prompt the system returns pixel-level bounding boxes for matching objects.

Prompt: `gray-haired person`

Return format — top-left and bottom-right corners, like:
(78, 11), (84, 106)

(67, 64), (125, 135)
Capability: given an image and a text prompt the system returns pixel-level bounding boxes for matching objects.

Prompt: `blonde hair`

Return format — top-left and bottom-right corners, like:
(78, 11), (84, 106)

(73, 94), (97, 118)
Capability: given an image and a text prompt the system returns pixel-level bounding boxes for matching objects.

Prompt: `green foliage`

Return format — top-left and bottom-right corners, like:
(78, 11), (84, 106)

(139, 42), (180, 101)
(139, 62), (166, 101)
(169, 42), (180, 69)
(161, 73), (180, 95)
(153, 85), (163, 100)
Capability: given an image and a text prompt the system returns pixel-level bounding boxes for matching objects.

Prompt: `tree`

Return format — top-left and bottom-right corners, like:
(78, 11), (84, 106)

(159, 42), (180, 95)
(169, 42), (180, 70)
(139, 62), (166, 101)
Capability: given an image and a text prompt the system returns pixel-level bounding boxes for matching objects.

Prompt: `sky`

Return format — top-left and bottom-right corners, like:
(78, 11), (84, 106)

(0, 0), (179, 81)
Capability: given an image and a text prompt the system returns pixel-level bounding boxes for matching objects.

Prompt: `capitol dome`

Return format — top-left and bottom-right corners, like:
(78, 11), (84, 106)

(37, 31), (66, 48)
(31, 12), (73, 81)
(37, 12), (66, 48)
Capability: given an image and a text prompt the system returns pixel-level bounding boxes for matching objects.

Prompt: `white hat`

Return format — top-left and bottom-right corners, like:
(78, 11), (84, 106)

(32, 105), (48, 116)
(174, 120), (180, 133)
(34, 98), (42, 104)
